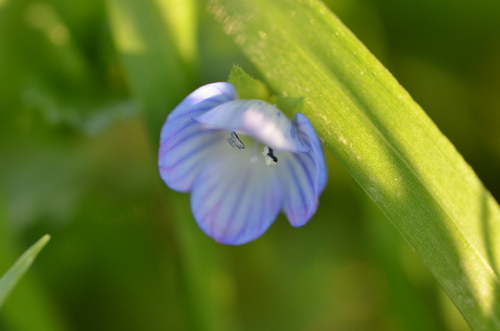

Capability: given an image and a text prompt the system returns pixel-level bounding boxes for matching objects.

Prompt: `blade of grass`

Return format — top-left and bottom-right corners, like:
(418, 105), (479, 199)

(0, 200), (67, 331)
(208, 0), (500, 329)
(0, 235), (50, 309)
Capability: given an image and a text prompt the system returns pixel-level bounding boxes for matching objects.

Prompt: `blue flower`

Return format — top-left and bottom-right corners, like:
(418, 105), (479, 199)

(158, 82), (327, 245)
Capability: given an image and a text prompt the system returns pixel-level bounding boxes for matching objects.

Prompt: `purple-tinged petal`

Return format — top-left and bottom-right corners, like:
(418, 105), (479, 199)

(190, 152), (282, 245)
(165, 82), (236, 123)
(194, 100), (310, 153)
(294, 113), (327, 193)
(158, 83), (236, 192)
(280, 113), (327, 227)
(279, 152), (318, 227)
(159, 129), (226, 192)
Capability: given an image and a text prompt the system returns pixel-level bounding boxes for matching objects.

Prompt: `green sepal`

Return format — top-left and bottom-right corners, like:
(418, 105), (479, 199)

(273, 96), (305, 117)
(228, 65), (270, 100)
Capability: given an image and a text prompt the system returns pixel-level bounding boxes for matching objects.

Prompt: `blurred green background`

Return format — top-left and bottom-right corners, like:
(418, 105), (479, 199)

(0, 0), (499, 330)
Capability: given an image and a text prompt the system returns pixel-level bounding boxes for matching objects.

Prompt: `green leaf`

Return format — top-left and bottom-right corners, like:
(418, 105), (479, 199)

(0, 199), (66, 331)
(0, 235), (51, 309)
(228, 65), (269, 100)
(209, 0), (500, 329)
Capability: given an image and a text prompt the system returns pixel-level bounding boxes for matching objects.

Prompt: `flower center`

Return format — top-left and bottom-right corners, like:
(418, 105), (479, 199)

(226, 131), (278, 166)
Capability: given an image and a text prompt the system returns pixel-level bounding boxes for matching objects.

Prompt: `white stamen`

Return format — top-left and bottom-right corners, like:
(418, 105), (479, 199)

(262, 146), (278, 165)
(264, 155), (277, 165)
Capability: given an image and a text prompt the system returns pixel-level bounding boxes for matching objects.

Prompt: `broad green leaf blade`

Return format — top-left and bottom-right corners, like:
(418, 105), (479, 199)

(0, 234), (50, 309)
(209, 0), (500, 329)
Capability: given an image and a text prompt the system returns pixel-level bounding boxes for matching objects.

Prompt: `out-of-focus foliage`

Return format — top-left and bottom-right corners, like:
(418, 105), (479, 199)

(0, 0), (498, 330)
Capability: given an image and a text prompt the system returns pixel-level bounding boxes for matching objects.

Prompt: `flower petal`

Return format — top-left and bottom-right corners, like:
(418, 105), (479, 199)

(194, 99), (310, 153)
(164, 82), (236, 122)
(294, 113), (327, 193)
(190, 152), (282, 245)
(158, 83), (236, 192)
(280, 113), (327, 227)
